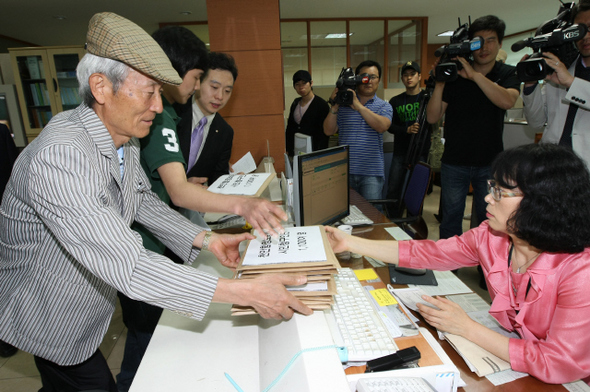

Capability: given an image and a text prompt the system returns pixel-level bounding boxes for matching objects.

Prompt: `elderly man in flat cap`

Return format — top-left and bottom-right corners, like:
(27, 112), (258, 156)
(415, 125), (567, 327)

(0, 12), (311, 390)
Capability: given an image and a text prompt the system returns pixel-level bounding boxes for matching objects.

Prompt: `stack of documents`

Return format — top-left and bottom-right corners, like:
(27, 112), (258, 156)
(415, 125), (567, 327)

(231, 226), (340, 315)
(207, 172), (274, 197)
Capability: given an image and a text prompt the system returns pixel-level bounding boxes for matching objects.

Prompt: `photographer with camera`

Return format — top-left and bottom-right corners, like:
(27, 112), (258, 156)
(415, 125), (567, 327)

(324, 60), (393, 201)
(522, 1), (590, 169)
(427, 15), (521, 245)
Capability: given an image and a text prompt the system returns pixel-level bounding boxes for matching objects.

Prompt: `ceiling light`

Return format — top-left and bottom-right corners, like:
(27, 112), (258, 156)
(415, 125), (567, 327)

(437, 30), (454, 37)
(325, 33), (347, 39)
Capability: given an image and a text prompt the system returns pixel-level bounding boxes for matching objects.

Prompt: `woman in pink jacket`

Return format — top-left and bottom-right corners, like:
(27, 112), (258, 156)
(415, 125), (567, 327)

(326, 143), (590, 384)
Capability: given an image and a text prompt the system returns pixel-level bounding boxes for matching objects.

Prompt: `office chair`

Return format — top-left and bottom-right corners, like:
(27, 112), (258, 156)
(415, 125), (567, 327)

(370, 161), (432, 239)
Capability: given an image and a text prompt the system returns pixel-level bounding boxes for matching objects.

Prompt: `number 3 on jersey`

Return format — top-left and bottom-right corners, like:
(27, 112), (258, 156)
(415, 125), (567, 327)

(162, 128), (179, 152)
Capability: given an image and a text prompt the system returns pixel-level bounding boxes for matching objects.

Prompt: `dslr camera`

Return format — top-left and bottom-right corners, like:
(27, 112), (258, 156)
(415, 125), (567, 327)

(333, 67), (369, 106)
(512, 2), (586, 82)
(434, 19), (484, 83)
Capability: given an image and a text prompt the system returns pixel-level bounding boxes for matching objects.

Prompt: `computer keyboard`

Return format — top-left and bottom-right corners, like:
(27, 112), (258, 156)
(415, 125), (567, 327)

(324, 268), (398, 363)
(356, 376), (436, 392)
(341, 204), (374, 226)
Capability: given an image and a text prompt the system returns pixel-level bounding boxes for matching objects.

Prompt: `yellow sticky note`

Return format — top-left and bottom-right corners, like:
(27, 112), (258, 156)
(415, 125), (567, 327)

(354, 269), (379, 281)
(369, 288), (398, 307)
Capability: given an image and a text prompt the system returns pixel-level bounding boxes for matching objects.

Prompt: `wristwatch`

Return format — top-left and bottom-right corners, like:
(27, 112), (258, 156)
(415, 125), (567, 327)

(202, 231), (214, 250)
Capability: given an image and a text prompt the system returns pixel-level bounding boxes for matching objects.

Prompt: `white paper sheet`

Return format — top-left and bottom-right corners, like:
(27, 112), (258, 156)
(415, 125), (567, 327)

(242, 226), (327, 265)
(410, 270), (473, 296)
(445, 294), (519, 339)
(385, 226), (413, 241)
(287, 281), (328, 292)
(564, 380), (590, 392)
(392, 287), (440, 311)
(485, 369), (528, 386)
(231, 151), (257, 174)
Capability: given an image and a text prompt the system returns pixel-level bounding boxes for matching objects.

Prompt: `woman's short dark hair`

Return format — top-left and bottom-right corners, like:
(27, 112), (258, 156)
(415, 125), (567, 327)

(492, 143), (590, 253)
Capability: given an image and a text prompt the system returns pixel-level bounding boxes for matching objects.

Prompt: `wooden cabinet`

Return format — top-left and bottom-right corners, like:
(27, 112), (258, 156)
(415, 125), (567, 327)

(9, 46), (86, 142)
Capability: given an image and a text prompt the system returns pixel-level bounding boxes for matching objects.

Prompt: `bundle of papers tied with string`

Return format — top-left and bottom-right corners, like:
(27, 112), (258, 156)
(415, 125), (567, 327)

(231, 225), (339, 316)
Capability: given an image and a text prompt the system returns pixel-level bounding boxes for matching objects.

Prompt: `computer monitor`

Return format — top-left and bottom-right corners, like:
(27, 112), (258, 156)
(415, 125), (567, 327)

(292, 145), (349, 227)
(293, 132), (312, 155)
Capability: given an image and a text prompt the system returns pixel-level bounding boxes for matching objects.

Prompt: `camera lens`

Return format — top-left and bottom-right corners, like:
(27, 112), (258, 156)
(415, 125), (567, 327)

(516, 58), (548, 82)
(435, 62), (458, 83)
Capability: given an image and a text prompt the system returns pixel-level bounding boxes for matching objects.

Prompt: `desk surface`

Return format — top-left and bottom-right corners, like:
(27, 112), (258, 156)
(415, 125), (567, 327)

(132, 189), (572, 392)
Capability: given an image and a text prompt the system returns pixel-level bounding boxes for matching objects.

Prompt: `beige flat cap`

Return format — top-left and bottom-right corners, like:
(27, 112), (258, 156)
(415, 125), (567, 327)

(85, 12), (182, 85)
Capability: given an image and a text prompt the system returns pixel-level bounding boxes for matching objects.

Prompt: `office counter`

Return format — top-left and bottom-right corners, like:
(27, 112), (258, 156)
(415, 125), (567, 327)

(130, 250), (349, 392)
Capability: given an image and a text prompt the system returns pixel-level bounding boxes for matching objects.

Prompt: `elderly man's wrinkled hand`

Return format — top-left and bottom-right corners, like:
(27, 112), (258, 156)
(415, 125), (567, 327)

(237, 197), (286, 238)
(207, 232), (255, 270)
(243, 274), (313, 320)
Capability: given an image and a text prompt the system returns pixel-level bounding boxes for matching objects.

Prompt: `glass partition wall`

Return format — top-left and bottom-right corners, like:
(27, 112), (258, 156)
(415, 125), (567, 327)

(170, 18), (426, 90)
(281, 18), (427, 89)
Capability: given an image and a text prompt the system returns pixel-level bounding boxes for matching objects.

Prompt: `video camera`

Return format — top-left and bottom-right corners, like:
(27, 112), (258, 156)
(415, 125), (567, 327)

(333, 67), (369, 106)
(512, 2), (586, 82)
(434, 19), (484, 82)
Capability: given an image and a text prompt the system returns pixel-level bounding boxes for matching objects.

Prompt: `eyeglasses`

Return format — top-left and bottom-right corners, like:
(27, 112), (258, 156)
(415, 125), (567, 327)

(487, 179), (523, 201)
(368, 75), (379, 81)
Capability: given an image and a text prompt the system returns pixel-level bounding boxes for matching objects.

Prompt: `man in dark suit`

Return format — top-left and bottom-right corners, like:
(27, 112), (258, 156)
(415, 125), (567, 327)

(176, 52), (238, 186)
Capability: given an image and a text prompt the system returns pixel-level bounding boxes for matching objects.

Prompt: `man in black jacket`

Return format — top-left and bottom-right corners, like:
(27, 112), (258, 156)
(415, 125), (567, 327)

(176, 52), (238, 186)
(386, 61), (430, 204)
(285, 70), (330, 156)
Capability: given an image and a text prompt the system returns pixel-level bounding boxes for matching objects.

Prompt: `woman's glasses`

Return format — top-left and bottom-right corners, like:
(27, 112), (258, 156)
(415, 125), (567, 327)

(487, 179), (523, 201)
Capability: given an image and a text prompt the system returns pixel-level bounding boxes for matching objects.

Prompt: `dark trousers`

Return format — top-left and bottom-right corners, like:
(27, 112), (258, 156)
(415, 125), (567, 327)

(439, 163), (489, 239)
(116, 293), (163, 392)
(34, 349), (117, 392)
